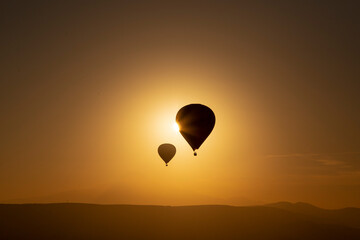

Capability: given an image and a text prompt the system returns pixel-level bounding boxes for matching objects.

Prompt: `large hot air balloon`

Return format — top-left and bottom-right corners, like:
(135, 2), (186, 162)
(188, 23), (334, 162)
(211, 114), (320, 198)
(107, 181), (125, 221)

(158, 143), (176, 166)
(176, 104), (215, 156)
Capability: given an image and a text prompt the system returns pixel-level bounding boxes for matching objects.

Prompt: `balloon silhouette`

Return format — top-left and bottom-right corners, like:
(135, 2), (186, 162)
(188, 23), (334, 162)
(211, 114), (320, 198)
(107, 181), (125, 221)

(176, 104), (215, 156)
(158, 143), (176, 166)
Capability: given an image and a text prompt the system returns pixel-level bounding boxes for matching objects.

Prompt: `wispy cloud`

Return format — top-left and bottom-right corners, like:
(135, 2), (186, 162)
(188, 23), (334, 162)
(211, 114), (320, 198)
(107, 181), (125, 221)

(265, 153), (321, 159)
(315, 159), (345, 166)
(264, 152), (360, 175)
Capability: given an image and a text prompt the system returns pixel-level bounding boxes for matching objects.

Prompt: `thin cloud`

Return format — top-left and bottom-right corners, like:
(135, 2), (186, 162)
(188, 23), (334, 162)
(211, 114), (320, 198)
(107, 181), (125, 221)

(316, 159), (345, 166)
(265, 153), (321, 159)
(263, 152), (360, 175)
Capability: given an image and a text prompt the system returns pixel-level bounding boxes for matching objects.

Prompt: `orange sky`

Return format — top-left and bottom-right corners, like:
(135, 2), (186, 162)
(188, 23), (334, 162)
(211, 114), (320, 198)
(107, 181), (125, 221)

(1, 1), (359, 208)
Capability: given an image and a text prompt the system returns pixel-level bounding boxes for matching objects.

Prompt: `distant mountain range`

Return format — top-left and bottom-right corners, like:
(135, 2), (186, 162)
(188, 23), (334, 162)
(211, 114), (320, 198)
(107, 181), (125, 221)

(1, 202), (359, 239)
(266, 202), (360, 229)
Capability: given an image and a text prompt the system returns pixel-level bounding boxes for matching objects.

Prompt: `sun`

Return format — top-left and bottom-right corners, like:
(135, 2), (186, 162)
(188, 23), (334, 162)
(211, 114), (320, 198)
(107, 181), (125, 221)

(173, 122), (180, 132)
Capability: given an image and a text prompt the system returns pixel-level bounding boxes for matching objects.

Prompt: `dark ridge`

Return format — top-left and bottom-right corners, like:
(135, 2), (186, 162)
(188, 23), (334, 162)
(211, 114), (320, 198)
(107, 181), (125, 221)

(265, 201), (360, 229)
(0, 203), (360, 240)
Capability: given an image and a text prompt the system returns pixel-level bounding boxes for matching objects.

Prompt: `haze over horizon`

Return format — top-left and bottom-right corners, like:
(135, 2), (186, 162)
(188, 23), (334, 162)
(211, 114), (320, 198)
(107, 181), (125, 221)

(1, 1), (359, 209)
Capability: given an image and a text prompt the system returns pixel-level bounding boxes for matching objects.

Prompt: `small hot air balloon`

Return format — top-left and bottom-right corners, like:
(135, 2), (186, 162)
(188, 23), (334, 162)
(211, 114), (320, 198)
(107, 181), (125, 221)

(176, 104), (215, 156)
(158, 143), (176, 166)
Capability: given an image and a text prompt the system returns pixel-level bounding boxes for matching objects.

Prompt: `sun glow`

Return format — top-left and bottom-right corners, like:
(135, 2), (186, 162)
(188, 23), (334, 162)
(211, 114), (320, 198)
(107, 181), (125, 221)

(173, 122), (180, 132)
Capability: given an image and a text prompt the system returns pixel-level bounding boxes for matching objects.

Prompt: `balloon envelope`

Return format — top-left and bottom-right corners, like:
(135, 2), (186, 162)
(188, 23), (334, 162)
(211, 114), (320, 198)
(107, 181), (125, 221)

(176, 104), (215, 155)
(158, 143), (176, 166)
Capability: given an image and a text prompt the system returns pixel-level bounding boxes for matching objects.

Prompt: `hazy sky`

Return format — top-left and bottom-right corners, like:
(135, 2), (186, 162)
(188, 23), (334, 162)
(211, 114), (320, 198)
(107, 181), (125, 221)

(1, 1), (359, 208)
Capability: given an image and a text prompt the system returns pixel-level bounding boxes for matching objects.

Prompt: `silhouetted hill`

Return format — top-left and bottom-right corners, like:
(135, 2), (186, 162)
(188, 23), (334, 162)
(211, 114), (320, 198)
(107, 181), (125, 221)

(267, 201), (321, 211)
(266, 201), (360, 228)
(0, 203), (360, 240)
